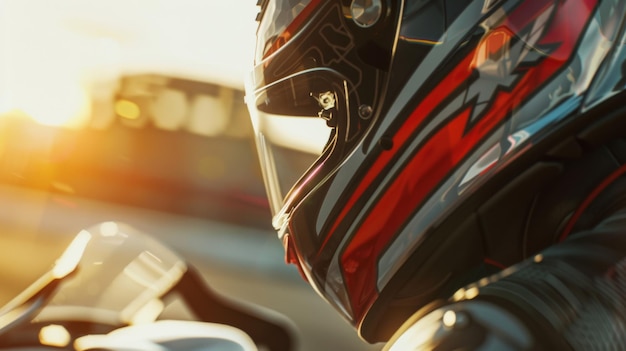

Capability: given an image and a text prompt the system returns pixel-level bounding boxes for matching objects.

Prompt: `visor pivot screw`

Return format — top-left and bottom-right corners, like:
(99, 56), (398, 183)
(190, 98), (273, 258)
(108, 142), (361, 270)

(350, 0), (383, 28)
(358, 104), (373, 119)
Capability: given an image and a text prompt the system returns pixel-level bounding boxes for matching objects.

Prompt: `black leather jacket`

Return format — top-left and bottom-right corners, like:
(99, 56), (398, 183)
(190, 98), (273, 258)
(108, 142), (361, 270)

(385, 137), (626, 350)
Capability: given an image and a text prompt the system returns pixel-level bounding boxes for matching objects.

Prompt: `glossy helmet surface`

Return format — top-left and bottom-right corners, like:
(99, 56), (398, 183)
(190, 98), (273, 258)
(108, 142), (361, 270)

(246, 0), (626, 342)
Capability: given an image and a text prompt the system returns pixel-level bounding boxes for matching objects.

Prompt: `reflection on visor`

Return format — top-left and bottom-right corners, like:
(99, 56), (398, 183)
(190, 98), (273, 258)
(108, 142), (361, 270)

(263, 113), (332, 154)
(257, 131), (323, 219)
(246, 69), (348, 219)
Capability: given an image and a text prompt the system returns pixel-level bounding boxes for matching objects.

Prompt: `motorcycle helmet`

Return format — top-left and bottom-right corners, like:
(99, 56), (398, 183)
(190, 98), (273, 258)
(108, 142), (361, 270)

(246, 0), (626, 342)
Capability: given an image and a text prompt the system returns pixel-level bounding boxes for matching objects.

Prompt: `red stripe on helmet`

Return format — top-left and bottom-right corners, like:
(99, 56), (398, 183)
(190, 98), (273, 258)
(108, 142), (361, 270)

(335, 0), (597, 322)
(321, 45), (477, 252)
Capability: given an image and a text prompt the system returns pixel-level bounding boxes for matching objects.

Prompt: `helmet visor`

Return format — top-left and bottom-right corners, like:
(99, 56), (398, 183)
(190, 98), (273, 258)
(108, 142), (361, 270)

(246, 68), (348, 226)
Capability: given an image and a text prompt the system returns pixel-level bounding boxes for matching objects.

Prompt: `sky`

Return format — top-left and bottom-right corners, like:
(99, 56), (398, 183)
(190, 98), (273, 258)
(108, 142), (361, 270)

(0, 1), (259, 127)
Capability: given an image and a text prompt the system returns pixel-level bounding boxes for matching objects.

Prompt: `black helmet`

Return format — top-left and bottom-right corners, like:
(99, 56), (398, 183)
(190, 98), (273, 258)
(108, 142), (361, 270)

(246, 0), (626, 342)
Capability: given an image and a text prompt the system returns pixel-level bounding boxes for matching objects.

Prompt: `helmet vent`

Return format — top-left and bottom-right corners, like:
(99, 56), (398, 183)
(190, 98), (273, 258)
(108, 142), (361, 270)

(379, 136), (394, 150)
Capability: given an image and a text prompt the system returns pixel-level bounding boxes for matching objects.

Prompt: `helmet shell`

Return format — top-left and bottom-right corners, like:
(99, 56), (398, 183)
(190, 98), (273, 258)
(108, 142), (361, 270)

(247, 0), (626, 342)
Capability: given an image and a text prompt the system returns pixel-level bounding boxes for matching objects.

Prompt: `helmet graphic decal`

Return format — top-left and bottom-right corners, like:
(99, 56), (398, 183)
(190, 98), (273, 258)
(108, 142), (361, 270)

(248, 0), (626, 342)
(322, 0), (599, 323)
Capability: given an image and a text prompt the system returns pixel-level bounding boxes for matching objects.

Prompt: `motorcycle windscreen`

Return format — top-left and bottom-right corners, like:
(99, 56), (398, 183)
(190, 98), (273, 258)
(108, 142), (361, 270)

(36, 222), (187, 326)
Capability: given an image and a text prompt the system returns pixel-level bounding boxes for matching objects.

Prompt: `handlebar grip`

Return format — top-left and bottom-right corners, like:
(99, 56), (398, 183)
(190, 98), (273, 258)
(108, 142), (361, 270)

(174, 266), (297, 351)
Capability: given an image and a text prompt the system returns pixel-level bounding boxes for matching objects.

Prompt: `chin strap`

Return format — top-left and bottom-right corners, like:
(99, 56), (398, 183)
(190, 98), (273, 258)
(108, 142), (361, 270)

(385, 209), (626, 350)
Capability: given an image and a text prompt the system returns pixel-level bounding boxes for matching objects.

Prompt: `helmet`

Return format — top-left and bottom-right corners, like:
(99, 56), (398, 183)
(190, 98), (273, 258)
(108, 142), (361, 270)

(246, 0), (626, 342)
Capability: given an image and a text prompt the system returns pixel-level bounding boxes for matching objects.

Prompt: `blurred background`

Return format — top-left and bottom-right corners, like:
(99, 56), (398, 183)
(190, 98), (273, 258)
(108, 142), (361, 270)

(0, 1), (382, 350)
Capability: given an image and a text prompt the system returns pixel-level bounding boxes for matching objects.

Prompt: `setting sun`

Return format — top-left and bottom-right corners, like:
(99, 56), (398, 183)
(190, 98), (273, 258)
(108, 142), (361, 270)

(16, 81), (91, 128)
(0, 1), (257, 129)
